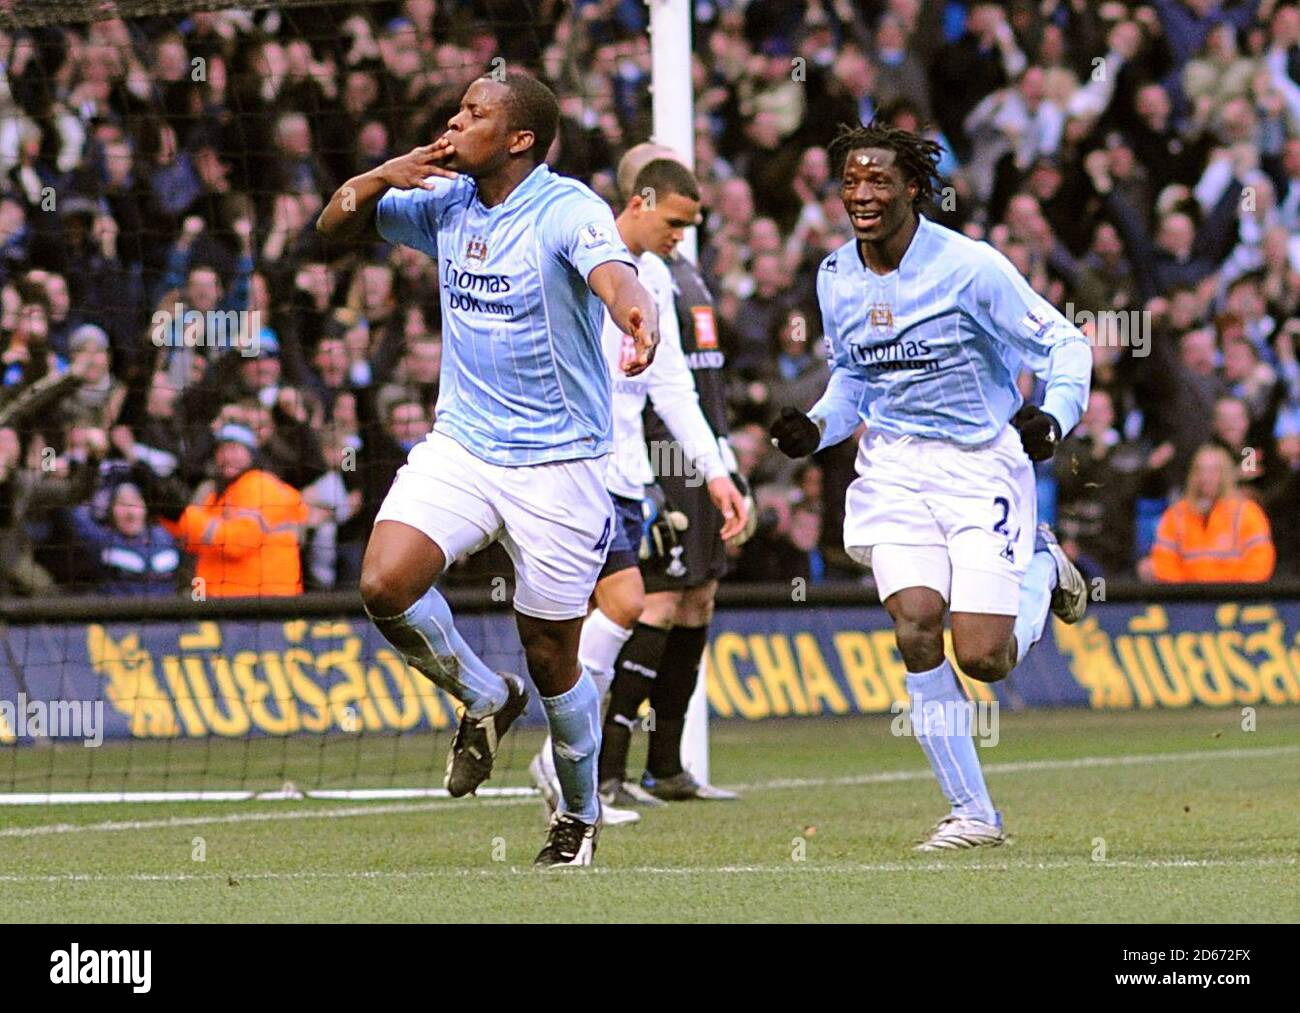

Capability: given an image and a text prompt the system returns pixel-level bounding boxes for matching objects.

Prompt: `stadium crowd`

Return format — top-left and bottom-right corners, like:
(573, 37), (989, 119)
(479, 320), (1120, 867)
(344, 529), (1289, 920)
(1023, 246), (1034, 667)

(0, 0), (1296, 598)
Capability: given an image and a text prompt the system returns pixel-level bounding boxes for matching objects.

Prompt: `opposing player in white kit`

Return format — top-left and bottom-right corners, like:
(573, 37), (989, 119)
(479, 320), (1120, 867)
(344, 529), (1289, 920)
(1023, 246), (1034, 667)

(528, 157), (748, 823)
(770, 122), (1091, 851)
(318, 72), (660, 867)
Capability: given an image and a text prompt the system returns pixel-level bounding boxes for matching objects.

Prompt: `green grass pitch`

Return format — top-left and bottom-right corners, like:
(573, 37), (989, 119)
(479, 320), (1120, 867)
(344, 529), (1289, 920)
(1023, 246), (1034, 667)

(1, 707), (1297, 922)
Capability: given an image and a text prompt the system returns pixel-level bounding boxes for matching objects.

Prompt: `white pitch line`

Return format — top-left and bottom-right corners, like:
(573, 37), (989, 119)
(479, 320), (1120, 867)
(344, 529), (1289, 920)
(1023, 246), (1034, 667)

(0, 795), (538, 839)
(728, 743), (1300, 791)
(0, 856), (1293, 883)
(1, 742), (1295, 840)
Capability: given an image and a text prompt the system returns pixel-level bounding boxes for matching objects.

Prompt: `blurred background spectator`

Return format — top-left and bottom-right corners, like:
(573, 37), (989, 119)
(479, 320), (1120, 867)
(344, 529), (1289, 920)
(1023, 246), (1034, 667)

(1145, 441), (1276, 583)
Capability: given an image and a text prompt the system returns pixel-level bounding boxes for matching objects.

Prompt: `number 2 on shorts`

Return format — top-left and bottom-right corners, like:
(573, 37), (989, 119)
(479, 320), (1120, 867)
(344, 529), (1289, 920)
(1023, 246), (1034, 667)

(992, 496), (1010, 536)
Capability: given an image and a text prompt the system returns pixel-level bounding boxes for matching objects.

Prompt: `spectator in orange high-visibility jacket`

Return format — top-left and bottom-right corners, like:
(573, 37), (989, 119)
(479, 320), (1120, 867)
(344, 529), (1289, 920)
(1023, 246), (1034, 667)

(157, 423), (309, 596)
(1145, 444), (1275, 583)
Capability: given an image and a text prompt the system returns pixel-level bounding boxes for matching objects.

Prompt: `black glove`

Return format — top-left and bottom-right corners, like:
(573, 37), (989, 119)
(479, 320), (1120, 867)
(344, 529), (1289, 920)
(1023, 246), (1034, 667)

(769, 406), (821, 458)
(1011, 404), (1062, 462)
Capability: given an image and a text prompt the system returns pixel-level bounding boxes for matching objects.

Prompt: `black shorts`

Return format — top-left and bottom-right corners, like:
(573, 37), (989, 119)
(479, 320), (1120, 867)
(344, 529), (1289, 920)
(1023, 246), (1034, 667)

(599, 493), (644, 580)
(640, 472), (729, 593)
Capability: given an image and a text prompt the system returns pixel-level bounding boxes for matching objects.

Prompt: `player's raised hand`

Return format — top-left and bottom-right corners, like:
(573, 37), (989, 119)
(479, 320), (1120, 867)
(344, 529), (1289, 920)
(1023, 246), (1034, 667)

(769, 406), (821, 458)
(1011, 404), (1062, 462)
(706, 474), (749, 542)
(379, 138), (458, 190)
(620, 305), (659, 376)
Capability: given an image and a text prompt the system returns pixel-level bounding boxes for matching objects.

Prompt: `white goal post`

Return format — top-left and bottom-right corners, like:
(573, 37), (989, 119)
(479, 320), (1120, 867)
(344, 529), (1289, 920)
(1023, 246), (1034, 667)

(648, 0), (711, 783)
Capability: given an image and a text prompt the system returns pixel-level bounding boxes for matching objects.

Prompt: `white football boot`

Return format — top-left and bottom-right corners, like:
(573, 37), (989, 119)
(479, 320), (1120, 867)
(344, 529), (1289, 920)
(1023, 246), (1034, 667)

(1037, 524), (1088, 624)
(914, 813), (1007, 852)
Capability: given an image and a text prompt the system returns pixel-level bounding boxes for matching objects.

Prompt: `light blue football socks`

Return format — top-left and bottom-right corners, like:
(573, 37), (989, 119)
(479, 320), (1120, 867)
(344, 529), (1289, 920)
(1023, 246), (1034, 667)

(906, 659), (997, 823)
(368, 585), (508, 719)
(541, 669), (602, 823)
(1014, 535), (1058, 664)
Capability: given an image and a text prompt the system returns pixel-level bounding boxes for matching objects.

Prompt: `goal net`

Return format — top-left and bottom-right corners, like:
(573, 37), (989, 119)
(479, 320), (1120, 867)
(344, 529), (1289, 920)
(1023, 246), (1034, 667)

(0, 0), (664, 803)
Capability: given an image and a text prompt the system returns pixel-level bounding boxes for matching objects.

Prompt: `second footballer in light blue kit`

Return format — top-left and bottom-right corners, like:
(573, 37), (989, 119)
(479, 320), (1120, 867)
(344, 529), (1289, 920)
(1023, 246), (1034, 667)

(319, 72), (660, 867)
(770, 122), (1092, 851)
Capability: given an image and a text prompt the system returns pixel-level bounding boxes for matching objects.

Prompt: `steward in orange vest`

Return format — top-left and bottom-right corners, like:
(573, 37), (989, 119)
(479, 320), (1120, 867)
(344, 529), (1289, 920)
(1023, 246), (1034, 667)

(146, 423), (308, 596)
(1149, 444), (1275, 583)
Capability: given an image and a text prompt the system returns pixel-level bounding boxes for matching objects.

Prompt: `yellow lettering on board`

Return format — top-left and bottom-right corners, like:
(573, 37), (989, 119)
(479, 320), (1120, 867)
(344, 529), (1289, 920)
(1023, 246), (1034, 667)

(1054, 619), (1133, 709)
(711, 632), (769, 719)
(1244, 619), (1300, 704)
(203, 656), (252, 736)
(1210, 631), (1262, 705)
(1285, 644), (1300, 703)
(1114, 638), (1156, 708)
(319, 636), (382, 731)
(1134, 635), (1191, 707)
(233, 650), (298, 736)
(86, 626), (177, 737)
(794, 633), (849, 714)
(833, 631), (890, 712)
(749, 635), (808, 716)
(1129, 605), (1168, 633)
(259, 650), (302, 731)
(368, 652), (424, 731)
(178, 621), (222, 651)
(182, 655), (244, 737)
(870, 630), (909, 706)
(1173, 633), (1232, 707)
(160, 655), (206, 736)
(283, 647), (331, 732)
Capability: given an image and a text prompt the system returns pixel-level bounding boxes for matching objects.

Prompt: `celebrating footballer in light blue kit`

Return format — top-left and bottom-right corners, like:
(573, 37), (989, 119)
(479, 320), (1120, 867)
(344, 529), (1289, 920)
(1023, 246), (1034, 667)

(374, 164), (631, 466)
(320, 72), (661, 868)
(809, 215), (1090, 449)
(770, 123), (1091, 853)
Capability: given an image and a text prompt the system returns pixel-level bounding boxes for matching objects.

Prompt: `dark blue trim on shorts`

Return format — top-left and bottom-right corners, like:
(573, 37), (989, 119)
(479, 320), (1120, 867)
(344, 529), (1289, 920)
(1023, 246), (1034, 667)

(600, 493), (643, 579)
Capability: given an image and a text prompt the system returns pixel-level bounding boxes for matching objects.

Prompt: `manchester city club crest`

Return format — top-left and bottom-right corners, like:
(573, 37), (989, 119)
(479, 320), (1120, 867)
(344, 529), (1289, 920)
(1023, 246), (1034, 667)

(868, 303), (894, 333)
(465, 237), (488, 263)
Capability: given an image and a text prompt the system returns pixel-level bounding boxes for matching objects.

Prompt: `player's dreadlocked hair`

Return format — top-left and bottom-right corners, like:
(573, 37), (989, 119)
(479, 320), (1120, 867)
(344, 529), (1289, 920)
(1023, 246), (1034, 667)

(827, 121), (944, 208)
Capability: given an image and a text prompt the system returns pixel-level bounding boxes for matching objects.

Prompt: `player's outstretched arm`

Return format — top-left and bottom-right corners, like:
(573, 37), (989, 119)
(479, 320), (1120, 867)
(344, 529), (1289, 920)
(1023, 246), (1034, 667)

(316, 138), (457, 244)
(589, 261), (660, 376)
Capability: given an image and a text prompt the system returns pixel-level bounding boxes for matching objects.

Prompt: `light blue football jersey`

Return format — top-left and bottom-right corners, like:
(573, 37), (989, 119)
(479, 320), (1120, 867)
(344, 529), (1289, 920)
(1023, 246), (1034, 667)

(810, 215), (1091, 449)
(376, 163), (636, 466)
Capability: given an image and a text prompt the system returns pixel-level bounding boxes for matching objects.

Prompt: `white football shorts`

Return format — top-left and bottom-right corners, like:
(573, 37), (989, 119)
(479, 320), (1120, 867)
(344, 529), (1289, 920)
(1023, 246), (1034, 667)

(375, 431), (616, 620)
(843, 425), (1036, 615)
